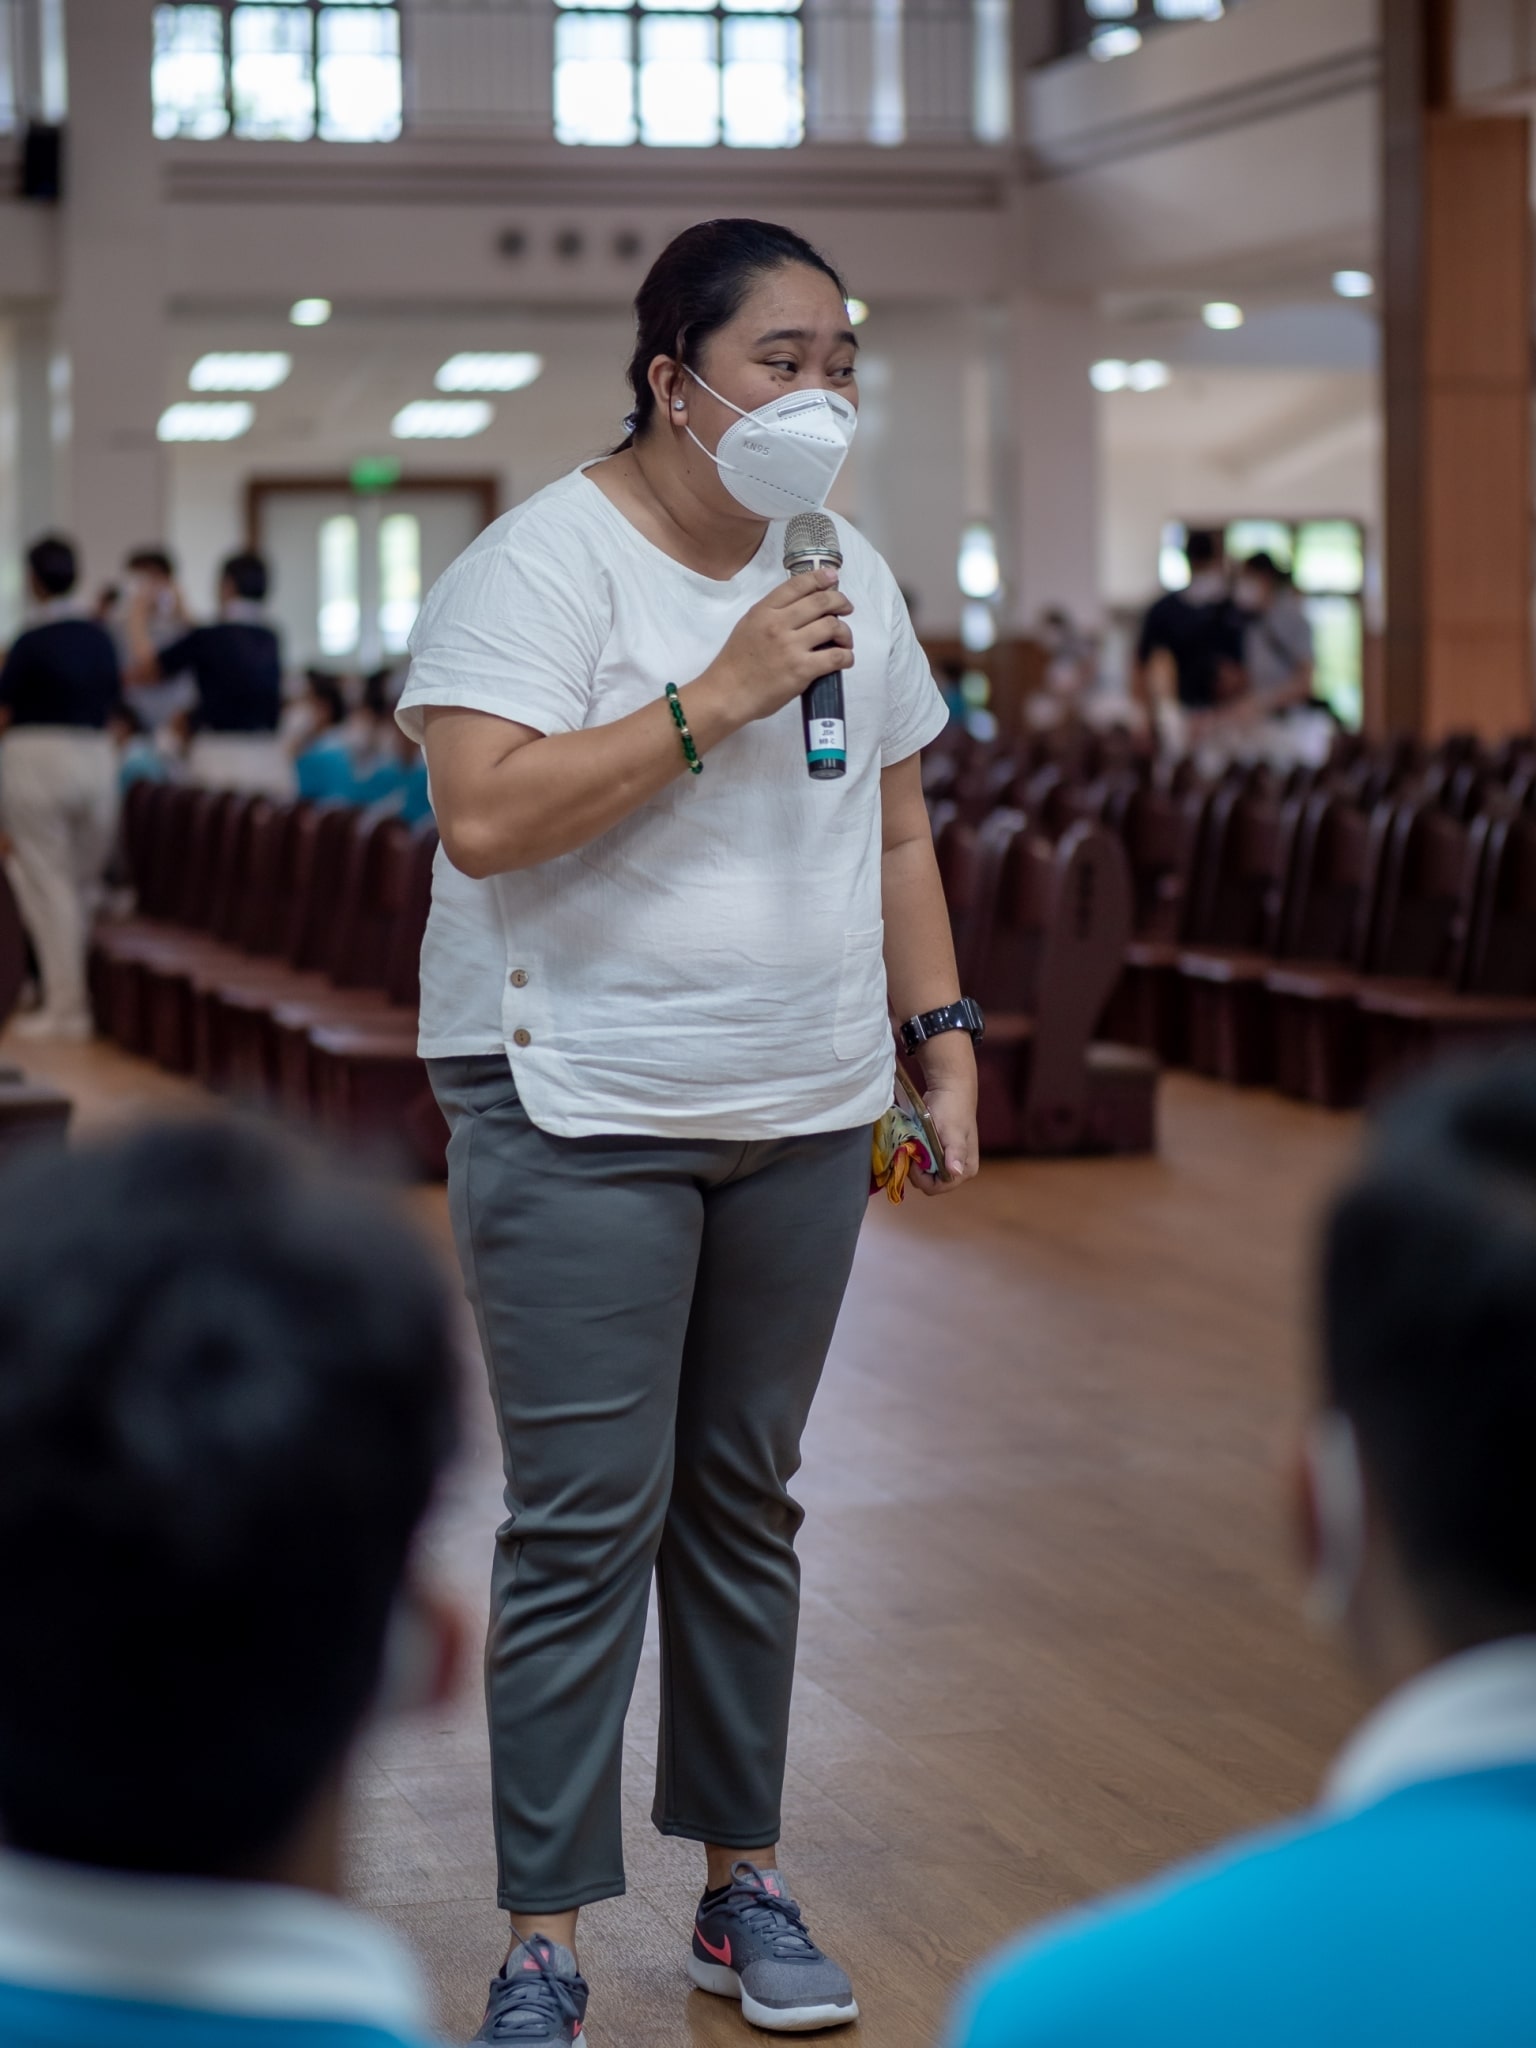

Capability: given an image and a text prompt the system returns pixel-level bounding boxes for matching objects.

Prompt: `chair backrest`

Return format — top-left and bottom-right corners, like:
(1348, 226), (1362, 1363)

(1022, 822), (1136, 1152)
(1182, 787), (1297, 953)
(934, 809), (1023, 990)
(120, 779), (160, 895)
(329, 814), (413, 991)
(971, 818), (1055, 1018)
(1277, 793), (1384, 966)
(1464, 809), (1536, 997)
(177, 790), (236, 929)
(205, 795), (262, 942)
(283, 801), (358, 970)
(1364, 800), (1478, 985)
(384, 821), (440, 1007)
(1119, 784), (1208, 941)
(228, 798), (289, 954)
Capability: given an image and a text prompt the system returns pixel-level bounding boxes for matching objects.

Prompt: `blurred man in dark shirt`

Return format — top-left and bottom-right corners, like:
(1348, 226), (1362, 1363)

(126, 550), (293, 797)
(1132, 530), (1247, 720)
(0, 535), (123, 1039)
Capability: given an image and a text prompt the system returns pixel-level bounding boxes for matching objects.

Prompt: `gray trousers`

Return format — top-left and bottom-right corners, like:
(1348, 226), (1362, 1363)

(428, 1056), (871, 1914)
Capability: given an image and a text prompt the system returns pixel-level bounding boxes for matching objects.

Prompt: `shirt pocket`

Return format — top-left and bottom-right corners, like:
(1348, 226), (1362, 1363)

(832, 923), (887, 1060)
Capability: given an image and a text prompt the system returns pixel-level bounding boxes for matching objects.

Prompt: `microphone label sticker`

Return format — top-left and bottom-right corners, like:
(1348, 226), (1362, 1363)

(808, 718), (846, 759)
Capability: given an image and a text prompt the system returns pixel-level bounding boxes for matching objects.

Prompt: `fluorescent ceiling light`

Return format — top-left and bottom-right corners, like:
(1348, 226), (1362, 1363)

(1089, 26), (1142, 58)
(1090, 359), (1128, 393)
(158, 401), (254, 443)
(1086, 0), (1135, 13)
(189, 351), (292, 392)
(435, 352), (543, 394)
(1332, 269), (1374, 299)
(1126, 358), (1171, 391)
(290, 297), (332, 327)
(392, 399), (494, 440)
(1202, 301), (1244, 331)
(1154, 0), (1223, 17)
(845, 298), (870, 327)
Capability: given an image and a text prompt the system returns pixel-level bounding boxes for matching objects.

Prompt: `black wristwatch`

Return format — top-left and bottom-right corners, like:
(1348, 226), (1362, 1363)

(899, 998), (985, 1057)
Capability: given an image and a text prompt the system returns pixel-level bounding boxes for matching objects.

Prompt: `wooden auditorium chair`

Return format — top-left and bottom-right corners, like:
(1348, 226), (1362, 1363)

(964, 814), (1157, 1155)
(1354, 805), (1536, 1087)
(1263, 798), (1486, 1108)
(1174, 785), (1304, 1087)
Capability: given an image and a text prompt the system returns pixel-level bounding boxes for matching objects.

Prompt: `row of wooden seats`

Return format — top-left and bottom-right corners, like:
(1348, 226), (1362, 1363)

(928, 728), (1536, 1109)
(934, 810), (1158, 1155)
(90, 780), (446, 1176)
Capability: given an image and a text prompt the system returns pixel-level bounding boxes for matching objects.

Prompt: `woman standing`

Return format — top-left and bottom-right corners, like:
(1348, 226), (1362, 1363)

(400, 219), (981, 2045)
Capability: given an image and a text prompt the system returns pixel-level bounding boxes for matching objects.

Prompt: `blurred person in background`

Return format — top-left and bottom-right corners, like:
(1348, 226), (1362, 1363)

(1131, 529), (1246, 734)
(1235, 551), (1315, 716)
(0, 1121), (463, 2048)
(105, 547), (197, 733)
(0, 534), (123, 1040)
(291, 669), (357, 801)
(125, 550), (294, 798)
(949, 1052), (1536, 2047)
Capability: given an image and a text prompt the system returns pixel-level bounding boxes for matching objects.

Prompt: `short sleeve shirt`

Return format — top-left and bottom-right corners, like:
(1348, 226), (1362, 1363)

(155, 622), (282, 734)
(1244, 592), (1315, 696)
(397, 467), (948, 1141)
(0, 619), (122, 729)
(1137, 591), (1246, 710)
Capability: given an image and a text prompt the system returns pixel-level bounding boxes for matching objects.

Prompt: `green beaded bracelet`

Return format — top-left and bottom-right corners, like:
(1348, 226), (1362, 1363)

(665, 682), (703, 776)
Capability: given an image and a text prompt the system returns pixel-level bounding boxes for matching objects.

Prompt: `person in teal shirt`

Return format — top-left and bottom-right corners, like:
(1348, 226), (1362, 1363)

(0, 1123), (466, 2048)
(950, 1052), (1536, 2048)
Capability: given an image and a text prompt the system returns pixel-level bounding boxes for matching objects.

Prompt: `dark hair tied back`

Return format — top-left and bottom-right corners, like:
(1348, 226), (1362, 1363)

(616, 218), (848, 452)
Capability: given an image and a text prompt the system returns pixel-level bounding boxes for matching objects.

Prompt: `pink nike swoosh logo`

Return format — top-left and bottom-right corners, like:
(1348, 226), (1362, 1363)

(697, 1928), (732, 1965)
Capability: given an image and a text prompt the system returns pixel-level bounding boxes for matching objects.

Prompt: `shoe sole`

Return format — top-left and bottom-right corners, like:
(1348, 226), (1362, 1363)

(689, 1956), (859, 2032)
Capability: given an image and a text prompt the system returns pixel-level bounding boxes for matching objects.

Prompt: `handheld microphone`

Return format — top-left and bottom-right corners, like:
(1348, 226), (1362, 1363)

(783, 511), (847, 781)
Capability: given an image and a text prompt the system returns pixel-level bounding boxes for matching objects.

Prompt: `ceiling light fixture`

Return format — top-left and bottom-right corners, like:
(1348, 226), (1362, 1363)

(1090, 359), (1129, 393)
(289, 297), (333, 327)
(189, 351), (292, 392)
(392, 399), (494, 441)
(1126, 358), (1171, 391)
(1154, 0), (1224, 17)
(1088, 26), (1142, 58)
(157, 401), (255, 443)
(435, 352), (544, 394)
(1202, 302), (1244, 331)
(1332, 269), (1375, 299)
(846, 298), (870, 327)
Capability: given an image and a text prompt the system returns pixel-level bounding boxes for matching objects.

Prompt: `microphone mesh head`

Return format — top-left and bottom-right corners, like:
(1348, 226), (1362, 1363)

(783, 511), (841, 572)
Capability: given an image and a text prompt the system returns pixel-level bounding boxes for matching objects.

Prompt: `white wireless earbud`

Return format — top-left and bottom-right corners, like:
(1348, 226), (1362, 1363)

(673, 399), (685, 410)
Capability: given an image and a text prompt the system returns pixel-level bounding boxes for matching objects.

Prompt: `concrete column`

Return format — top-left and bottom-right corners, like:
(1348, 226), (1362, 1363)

(1006, 291), (1101, 633)
(1382, 0), (1533, 739)
(0, 313), (62, 634)
(56, 0), (167, 590)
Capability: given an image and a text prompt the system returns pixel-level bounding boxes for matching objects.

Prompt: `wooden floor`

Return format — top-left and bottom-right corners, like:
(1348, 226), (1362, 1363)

(9, 1032), (1371, 2046)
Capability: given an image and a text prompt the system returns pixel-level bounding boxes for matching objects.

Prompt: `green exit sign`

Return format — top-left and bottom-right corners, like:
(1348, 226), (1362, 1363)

(350, 456), (402, 494)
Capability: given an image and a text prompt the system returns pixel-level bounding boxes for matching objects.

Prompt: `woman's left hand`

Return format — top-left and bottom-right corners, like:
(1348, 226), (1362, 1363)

(910, 1083), (980, 1196)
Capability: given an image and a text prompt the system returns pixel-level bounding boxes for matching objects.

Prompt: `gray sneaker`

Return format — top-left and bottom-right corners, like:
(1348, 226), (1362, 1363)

(689, 1861), (858, 2032)
(472, 1934), (589, 2044)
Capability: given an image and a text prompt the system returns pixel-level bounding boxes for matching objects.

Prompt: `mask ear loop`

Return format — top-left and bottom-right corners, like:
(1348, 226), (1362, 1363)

(679, 366), (757, 481)
(1304, 1410), (1366, 1629)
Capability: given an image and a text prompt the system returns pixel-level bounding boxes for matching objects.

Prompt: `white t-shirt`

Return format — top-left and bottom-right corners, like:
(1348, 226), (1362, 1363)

(397, 467), (947, 1141)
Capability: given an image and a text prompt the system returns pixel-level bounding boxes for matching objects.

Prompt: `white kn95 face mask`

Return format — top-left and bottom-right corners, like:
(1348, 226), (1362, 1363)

(684, 369), (857, 520)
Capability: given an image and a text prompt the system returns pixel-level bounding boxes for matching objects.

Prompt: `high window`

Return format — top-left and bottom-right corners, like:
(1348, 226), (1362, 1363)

(555, 0), (802, 148)
(152, 1), (402, 140)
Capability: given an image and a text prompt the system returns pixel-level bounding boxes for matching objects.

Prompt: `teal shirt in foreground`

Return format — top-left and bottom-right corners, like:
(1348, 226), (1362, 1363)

(0, 1982), (433, 2048)
(952, 1762), (1536, 2048)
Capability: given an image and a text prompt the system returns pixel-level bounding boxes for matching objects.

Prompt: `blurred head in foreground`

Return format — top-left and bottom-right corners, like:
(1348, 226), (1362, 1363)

(0, 1122), (461, 1885)
(950, 1053), (1536, 2048)
(1306, 1052), (1536, 1674)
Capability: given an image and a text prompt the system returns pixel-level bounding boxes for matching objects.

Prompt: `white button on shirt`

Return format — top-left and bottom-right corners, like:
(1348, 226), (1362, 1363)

(397, 466), (947, 1141)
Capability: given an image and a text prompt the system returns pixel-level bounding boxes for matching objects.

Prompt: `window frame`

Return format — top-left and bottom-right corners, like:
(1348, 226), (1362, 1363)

(153, 0), (403, 142)
(554, 0), (806, 151)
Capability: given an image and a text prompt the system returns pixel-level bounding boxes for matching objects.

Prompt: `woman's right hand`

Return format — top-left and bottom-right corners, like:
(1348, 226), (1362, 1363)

(703, 570), (854, 725)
